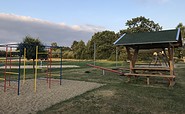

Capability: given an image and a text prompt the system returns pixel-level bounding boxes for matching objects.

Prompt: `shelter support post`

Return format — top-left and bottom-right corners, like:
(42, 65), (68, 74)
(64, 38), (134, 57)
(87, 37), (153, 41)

(126, 47), (139, 82)
(168, 46), (175, 86)
(168, 47), (174, 75)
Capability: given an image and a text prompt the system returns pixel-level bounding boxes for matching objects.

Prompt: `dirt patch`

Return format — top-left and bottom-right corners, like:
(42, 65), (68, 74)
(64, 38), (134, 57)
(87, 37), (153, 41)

(0, 79), (103, 114)
(95, 90), (115, 97)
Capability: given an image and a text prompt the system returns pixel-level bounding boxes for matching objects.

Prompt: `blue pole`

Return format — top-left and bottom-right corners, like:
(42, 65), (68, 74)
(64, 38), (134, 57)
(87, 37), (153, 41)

(18, 45), (22, 95)
(60, 47), (62, 85)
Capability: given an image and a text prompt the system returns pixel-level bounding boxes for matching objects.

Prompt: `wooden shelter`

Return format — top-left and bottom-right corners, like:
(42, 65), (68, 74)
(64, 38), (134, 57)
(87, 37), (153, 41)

(114, 28), (182, 86)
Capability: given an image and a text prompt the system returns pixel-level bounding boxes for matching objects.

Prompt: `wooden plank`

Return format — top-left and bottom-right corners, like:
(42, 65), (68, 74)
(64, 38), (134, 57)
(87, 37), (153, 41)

(132, 67), (170, 71)
(124, 73), (175, 78)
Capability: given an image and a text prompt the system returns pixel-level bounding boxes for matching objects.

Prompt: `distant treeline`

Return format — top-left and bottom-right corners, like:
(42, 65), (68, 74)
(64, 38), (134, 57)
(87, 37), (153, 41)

(61, 16), (185, 61)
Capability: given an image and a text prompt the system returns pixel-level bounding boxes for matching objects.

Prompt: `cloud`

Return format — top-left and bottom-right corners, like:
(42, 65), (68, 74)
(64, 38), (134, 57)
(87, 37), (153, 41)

(0, 13), (105, 47)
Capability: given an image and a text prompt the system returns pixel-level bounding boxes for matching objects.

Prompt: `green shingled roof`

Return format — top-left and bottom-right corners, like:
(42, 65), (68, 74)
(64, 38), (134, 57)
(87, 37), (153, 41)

(114, 29), (182, 46)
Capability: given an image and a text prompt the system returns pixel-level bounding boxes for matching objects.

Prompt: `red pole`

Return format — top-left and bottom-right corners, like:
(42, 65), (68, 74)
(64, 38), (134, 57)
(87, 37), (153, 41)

(46, 48), (49, 83)
(49, 48), (52, 88)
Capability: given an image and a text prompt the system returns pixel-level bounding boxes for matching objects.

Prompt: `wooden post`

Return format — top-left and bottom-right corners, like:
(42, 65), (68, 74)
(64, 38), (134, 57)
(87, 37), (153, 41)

(126, 47), (139, 82)
(102, 70), (105, 75)
(126, 47), (132, 82)
(132, 47), (139, 68)
(168, 46), (175, 86)
(168, 47), (174, 75)
(147, 77), (150, 85)
(126, 47), (133, 73)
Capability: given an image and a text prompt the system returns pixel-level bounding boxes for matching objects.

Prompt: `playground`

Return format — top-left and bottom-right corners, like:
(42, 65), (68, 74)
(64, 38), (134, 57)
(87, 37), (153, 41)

(1, 58), (185, 113)
(0, 29), (185, 113)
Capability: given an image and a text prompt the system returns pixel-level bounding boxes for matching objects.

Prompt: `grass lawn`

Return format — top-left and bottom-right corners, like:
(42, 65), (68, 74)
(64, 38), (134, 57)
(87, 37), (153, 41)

(35, 60), (185, 114)
(1, 59), (185, 113)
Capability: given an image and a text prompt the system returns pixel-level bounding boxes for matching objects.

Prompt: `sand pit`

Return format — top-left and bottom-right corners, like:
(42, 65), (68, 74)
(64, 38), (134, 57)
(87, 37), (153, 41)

(0, 79), (103, 114)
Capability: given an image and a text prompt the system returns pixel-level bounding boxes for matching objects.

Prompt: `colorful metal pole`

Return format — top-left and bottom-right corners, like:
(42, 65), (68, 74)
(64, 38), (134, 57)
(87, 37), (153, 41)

(49, 48), (52, 88)
(46, 48), (49, 83)
(60, 47), (62, 85)
(34, 46), (38, 93)
(17, 45), (22, 95)
(23, 48), (26, 84)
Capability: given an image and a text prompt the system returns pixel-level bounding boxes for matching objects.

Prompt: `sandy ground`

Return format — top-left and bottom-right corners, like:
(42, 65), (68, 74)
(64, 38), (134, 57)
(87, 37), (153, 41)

(0, 65), (79, 69)
(0, 79), (103, 114)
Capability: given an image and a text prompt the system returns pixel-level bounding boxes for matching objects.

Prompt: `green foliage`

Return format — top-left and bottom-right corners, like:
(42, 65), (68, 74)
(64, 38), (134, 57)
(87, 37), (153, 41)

(175, 23), (185, 59)
(18, 35), (46, 61)
(0, 50), (6, 57)
(88, 31), (118, 59)
(176, 23), (185, 38)
(71, 40), (86, 59)
(125, 16), (162, 33)
(63, 50), (74, 59)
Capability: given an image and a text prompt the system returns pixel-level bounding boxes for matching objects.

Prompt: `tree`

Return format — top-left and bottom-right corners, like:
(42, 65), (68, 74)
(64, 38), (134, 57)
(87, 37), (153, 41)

(51, 42), (58, 51)
(87, 31), (117, 59)
(18, 35), (46, 72)
(71, 40), (86, 59)
(51, 42), (59, 58)
(176, 23), (185, 38)
(175, 23), (185, 59)
(125, 16), (162, 33)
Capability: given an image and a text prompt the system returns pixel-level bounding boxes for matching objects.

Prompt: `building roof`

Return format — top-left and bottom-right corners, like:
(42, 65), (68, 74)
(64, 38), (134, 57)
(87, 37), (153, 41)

(114, 28), (182, 49)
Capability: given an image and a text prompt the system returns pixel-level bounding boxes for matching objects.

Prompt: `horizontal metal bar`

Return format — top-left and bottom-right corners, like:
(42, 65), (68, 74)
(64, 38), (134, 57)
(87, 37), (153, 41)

(5, 72), (19, 75)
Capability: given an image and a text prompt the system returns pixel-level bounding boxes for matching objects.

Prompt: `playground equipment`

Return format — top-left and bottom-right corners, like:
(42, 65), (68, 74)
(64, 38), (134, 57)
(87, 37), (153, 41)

(0, 44), (62, 95)
(149, 51), (169, 67)
(0, 44), (21, 95)
(34, 45), (62, 92)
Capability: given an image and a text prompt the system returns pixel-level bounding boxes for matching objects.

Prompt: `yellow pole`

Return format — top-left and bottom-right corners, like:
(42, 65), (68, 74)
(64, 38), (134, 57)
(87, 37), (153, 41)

(34, 46), (38, 93)
(23, 48), (26, 84)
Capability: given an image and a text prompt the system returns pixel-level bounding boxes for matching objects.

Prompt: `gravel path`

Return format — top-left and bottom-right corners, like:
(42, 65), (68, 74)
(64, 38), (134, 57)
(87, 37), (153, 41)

(0, 79), (103, 114)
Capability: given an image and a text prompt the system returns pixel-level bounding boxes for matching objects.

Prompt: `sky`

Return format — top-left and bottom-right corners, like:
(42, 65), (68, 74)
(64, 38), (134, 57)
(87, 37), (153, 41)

(0, 0), (185, 46)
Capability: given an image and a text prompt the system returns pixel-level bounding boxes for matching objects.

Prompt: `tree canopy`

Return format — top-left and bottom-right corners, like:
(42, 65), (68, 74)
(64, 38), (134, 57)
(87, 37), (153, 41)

(176, 23), (185, 38)
(123, 16), (162, 34)
(88, 31), (117, 59)
(19, 36), (46, 61)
